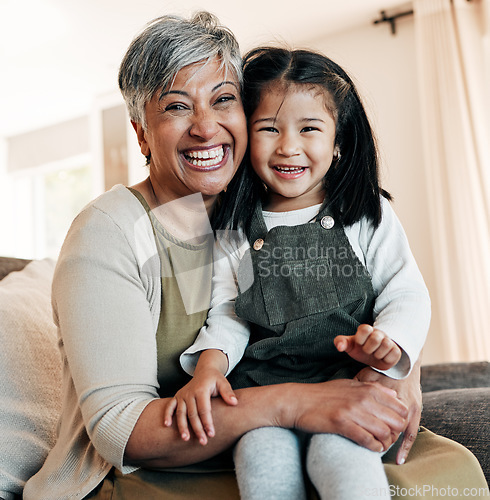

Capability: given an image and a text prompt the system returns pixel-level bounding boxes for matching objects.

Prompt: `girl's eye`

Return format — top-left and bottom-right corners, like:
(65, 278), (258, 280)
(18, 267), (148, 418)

(301, 126), (319, 133)
(258, 126), (278, 133)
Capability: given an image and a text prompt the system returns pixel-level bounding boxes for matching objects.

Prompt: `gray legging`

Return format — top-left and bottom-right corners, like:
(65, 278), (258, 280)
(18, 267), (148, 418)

(233, 427), (391, 500)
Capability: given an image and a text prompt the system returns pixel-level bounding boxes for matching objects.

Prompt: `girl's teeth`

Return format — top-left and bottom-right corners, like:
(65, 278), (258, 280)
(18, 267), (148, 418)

(275, 166), (305, 172)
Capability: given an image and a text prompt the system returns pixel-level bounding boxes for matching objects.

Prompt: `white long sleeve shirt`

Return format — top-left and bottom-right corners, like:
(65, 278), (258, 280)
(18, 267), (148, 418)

(181, 198), (431, 380)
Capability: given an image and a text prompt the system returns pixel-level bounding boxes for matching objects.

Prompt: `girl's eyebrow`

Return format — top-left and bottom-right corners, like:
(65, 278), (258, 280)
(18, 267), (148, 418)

(252, 117), (276, 125)
(301, 117), (325, 123)
(160, 81), (239, 99)
(252, 117), (325, 125)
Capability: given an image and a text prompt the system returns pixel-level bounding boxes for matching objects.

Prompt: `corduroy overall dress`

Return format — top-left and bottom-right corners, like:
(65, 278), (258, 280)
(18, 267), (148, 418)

(229, 203), (375, 390)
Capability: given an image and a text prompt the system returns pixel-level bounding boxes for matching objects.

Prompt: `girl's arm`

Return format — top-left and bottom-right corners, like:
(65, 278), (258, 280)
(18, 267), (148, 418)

(180, 230), (250, 377)
(356, 197), (431, 379)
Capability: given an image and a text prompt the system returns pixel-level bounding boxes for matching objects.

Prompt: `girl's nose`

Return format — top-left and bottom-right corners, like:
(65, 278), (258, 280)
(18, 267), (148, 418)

(276, 134), (300, 157)
(189, 108), (220, 141)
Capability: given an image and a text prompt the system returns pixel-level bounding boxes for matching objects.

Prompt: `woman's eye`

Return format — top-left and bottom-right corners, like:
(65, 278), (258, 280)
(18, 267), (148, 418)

(215, 94), (237, 106)
(165, 103), (188, 112)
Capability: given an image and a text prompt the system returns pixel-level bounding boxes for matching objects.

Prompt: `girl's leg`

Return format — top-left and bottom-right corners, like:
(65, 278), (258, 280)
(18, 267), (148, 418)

(306, 433), (391, 500)
(233, 426), (307, 500)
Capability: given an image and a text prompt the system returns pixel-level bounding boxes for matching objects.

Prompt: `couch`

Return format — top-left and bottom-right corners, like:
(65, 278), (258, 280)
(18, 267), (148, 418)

(0, 256), (488, 499)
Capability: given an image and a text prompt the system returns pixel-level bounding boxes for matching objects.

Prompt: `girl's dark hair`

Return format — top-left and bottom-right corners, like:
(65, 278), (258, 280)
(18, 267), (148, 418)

(213, 47), (391, 236)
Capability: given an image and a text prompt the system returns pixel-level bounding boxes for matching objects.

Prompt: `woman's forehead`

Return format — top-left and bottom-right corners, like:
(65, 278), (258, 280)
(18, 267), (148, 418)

(164, 57), (240, 93)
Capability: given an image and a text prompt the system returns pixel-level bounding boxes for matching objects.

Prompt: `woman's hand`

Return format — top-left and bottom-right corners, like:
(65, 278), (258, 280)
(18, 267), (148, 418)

(280, 378), (409, 453)
(354, 359), (422, 464)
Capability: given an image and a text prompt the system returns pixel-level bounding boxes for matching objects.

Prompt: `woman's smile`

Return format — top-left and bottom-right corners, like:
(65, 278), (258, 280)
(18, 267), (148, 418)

(182, 144), (227, 170)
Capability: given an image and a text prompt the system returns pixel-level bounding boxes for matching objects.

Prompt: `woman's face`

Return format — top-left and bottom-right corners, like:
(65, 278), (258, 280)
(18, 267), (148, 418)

(134, 58), (247, 204)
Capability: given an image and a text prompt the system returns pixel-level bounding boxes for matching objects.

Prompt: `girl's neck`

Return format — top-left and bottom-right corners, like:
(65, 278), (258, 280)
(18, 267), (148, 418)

(264, 191), (326, 213)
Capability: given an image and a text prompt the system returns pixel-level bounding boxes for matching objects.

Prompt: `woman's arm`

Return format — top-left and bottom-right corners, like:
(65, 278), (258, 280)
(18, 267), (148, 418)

(355, 356), (423, 465)
(125, 377), (409, 469)
(56, 192), (409, 473)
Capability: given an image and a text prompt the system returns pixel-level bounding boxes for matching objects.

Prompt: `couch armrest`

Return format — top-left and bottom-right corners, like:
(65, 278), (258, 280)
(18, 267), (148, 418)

(0, 257), (31, 281)
(420, 362), (490, 392)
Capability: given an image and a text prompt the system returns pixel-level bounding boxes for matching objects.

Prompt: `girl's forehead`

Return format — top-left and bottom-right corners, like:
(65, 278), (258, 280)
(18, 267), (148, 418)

(257, 81), (337, 117)
(262, 81), (332, 103)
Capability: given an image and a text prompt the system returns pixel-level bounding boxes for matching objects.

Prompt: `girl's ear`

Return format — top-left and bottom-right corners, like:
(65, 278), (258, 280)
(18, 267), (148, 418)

(333, 145), (341, 161)
(131, 121), (151, 158)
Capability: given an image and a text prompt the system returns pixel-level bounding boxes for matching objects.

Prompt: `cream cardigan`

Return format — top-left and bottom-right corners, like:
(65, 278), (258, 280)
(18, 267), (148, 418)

(24, 185), (162, 500)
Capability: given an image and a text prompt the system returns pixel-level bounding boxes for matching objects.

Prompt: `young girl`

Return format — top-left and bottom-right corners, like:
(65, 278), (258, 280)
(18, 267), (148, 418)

(164, 47), (430, 499)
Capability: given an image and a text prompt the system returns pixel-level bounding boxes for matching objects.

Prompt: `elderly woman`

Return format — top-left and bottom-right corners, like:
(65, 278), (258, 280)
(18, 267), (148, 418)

(23, 12), (487, 500)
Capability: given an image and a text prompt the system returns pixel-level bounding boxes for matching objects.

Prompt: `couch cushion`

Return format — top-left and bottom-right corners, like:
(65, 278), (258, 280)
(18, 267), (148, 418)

(421, 387), (489, 485)
(0, 259), (62, 500)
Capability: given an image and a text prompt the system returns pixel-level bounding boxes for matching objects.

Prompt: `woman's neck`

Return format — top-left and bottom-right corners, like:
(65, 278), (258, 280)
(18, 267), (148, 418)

(131, 177), (215, 243)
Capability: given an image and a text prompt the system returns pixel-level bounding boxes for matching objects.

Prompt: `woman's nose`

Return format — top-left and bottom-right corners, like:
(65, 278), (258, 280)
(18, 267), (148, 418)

(189, 108), (220, 141)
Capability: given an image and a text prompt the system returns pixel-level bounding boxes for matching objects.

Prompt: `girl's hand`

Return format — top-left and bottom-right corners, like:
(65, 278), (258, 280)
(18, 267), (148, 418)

(334, 324), (402, 371)
(354, 361), (422, 465)
(163, 368), (238, 446)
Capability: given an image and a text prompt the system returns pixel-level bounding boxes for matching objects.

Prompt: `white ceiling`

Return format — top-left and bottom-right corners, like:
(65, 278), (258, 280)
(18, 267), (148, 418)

(0, 0), (407, 137)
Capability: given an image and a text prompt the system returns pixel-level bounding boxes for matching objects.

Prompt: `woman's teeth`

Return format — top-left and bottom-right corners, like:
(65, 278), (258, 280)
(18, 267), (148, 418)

(185, 146), (224, 167)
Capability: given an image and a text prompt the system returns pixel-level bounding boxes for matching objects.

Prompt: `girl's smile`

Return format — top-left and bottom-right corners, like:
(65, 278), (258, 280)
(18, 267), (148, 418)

(249, 82), (337, 212)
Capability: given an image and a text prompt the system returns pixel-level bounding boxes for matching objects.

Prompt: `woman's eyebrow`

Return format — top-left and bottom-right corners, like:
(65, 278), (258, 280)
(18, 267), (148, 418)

(160, 90), (188, 98)
(213, 81), (240, 92)
(160, 81), (239, 99)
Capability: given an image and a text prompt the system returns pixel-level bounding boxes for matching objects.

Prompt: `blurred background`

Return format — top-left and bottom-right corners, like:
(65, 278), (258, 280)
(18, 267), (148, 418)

(0, 0), (489, 365)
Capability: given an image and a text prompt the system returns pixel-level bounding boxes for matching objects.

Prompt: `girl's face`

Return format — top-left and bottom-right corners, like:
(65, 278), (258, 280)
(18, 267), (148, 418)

(249, 82), (337, 212)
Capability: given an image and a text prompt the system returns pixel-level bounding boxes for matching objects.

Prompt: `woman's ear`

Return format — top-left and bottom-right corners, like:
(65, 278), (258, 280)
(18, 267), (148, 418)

(131, 121), (151, 158)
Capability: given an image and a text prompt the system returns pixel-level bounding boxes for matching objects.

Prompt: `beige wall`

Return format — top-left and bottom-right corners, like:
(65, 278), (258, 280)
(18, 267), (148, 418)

(299, 19), (444, 365)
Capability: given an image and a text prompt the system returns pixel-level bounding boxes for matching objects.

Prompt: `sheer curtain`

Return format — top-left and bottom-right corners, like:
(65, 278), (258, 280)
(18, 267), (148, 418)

(413, 0), (490, 362)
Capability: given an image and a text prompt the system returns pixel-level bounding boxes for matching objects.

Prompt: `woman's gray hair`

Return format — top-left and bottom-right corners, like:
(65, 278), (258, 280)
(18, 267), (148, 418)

(118, 11), (242, 130)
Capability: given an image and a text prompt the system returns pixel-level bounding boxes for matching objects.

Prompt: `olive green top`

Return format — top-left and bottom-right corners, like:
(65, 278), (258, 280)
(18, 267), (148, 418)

(129, 189), (213, 397)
